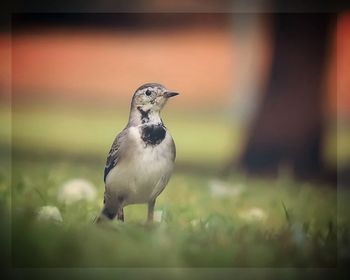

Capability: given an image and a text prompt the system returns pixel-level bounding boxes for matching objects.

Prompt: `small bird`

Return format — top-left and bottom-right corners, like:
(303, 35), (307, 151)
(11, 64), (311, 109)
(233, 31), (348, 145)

(96, 83), (179, 223)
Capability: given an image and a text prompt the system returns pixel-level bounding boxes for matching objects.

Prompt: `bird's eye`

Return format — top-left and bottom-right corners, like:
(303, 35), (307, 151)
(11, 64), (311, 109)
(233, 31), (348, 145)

(145, 90), (152, 96)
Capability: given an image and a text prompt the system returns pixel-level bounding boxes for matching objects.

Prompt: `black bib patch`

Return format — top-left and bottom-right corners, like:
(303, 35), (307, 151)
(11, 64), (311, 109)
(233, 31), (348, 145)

(141, 124), (166, 146)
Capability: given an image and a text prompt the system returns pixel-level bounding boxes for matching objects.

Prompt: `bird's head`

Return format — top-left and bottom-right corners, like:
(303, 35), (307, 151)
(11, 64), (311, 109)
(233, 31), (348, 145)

(131, 83), (179, 114)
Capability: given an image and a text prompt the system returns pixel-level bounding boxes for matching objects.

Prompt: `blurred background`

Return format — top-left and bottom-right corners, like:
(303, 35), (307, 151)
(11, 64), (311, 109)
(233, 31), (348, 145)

(1, 8), (350, 271)
(1, 12), (349, 179)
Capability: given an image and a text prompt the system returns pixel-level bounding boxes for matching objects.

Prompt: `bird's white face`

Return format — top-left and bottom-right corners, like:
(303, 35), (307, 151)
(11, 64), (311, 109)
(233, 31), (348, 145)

(132, 84), (178, 113)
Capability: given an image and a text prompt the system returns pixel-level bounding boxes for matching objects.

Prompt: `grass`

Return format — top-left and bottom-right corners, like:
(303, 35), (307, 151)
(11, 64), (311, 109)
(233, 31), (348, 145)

(6, 103), (236, 167)
(1, 103), (347, 167)
(4, 156), (345, 268)
(1, 103), (349, 274)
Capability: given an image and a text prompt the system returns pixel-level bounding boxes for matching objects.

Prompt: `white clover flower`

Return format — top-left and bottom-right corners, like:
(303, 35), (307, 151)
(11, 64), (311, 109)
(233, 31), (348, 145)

(239, 207), (267, 222)
(153, 210), (163, 223)
(57, 178), (97, 205)
(190, 219), (201, 227)
(37, 205), (63, 223)
(209, 179), (243, 198)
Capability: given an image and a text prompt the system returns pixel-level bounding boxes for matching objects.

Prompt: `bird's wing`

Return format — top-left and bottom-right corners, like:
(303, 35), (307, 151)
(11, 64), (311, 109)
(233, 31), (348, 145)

(170, 136), (176, 162)
(104, 128), (128, 182)
(149, 174), (172, 201)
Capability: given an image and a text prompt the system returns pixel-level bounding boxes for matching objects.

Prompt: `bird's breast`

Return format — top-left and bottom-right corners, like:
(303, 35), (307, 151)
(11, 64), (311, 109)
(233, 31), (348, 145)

(105, 125), (175, 204)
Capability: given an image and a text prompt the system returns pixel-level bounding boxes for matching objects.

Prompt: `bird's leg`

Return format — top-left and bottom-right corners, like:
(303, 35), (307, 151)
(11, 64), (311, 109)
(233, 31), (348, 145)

(116, 195), (125, 222)
(117, 208), (124, 222)
(147, 199), (156, 224)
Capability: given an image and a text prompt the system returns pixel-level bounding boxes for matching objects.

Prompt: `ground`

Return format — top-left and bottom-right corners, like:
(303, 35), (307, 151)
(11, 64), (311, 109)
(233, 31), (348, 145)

(0, 104), (349, 278)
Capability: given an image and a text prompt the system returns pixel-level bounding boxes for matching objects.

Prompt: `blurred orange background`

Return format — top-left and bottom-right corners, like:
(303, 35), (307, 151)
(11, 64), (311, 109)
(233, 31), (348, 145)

(0, 12), (348, 117)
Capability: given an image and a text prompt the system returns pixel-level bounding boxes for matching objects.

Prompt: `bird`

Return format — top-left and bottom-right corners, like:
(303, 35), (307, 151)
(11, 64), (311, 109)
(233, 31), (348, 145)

(96, 83), (179, 223)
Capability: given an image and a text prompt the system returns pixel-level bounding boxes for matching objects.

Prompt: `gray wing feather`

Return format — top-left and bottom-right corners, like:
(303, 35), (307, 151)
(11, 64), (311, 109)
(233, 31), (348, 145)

(170, 137), (176, 161)
(149, 174), (171, 200)
(104, 129), (128, 182)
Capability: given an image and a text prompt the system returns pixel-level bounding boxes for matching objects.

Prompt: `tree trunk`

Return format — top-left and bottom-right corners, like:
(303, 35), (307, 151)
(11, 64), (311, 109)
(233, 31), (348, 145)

(238, 13), (332, 179)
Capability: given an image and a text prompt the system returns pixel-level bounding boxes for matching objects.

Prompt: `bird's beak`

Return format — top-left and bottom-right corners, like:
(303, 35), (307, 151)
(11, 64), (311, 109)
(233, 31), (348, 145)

(164, 91), (179, 98)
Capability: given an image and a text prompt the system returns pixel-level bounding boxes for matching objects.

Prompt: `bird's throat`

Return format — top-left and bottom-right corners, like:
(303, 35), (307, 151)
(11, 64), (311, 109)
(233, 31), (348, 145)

(137, 107), (151, 124)
(133, 106), (162, 125)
